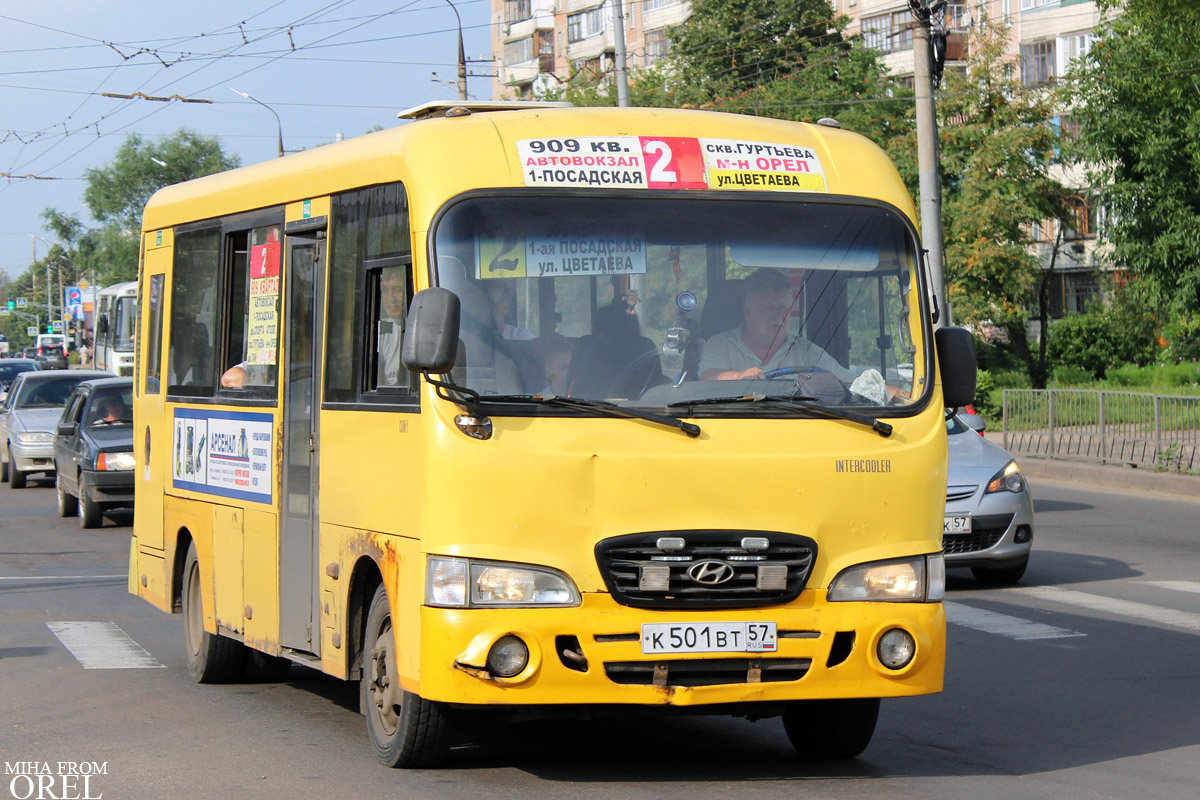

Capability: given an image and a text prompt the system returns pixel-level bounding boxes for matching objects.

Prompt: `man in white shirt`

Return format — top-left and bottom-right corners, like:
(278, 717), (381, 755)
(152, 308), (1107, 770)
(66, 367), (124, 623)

(699, 268), (854, 384)
(376, 266), (408, 387)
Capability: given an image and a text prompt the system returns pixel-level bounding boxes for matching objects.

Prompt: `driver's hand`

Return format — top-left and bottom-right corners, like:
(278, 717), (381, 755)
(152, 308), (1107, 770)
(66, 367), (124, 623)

(717, 367), (764, 381)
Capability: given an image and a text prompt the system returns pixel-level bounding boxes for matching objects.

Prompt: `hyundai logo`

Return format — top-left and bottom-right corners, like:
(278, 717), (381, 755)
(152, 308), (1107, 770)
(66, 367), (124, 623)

(687, 560), (735, 585)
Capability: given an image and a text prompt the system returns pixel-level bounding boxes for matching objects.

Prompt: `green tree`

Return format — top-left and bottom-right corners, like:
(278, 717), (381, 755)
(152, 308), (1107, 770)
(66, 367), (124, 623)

(1074, 0), (1200, 318)
(915, 17), (1070, 388)
(42, 129), (238, 285)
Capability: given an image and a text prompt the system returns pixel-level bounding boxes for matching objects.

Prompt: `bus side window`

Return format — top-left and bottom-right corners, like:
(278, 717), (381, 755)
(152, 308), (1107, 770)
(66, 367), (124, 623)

(168, 227), (221, 397)
(218, 224), (281, 398)
(367, 262), (416, 394)
(144, 274), (165, 394)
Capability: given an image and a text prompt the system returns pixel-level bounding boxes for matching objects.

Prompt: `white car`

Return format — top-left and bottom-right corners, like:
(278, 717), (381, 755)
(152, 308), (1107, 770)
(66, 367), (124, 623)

(943, 413), (1034, 584)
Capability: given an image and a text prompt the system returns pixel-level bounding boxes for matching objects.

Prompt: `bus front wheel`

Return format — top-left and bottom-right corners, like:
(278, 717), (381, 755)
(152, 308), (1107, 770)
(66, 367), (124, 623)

(182, 541), (246, 683)
(782, 698), (880, 759)
(361, 583), (450, 768)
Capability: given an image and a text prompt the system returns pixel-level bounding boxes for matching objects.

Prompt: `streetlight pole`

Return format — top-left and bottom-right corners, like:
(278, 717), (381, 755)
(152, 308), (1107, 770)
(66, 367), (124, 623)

(30, 234), (54, 331)
(909, 1), (949, 326)
(443, 0), (468, 101)
(230, 88), (285, 158)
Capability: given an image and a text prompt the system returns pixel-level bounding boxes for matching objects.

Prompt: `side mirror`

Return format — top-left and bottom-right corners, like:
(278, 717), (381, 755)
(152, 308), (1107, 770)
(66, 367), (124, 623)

(959, 412), (986, 433)
(402, 288), (460, 373)
(56, 421), (76, 437)
(935, 326), (977, 409)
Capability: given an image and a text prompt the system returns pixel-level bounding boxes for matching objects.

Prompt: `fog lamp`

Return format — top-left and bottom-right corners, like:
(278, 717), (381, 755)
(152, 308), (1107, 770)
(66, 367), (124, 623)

(486, 635), (529, 677)
(877, 628), (916, 670)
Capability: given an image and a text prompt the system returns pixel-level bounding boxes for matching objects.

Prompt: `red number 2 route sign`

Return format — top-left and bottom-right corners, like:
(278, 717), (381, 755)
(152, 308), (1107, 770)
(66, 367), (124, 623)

(639, 136), (708, 189)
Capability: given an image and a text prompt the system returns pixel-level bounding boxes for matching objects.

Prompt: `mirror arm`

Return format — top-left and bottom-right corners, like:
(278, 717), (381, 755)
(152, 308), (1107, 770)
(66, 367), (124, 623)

(423, 371), (481, 415)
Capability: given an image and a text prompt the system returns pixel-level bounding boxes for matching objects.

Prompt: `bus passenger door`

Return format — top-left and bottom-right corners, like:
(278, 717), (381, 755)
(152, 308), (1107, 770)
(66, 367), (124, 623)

(280, 230), (324, 652)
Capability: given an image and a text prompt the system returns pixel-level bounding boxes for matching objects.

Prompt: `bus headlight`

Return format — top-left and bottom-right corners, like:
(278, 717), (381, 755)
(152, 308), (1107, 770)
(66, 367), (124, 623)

(828, 555), (945, 602)
(426, 557), (580, 607)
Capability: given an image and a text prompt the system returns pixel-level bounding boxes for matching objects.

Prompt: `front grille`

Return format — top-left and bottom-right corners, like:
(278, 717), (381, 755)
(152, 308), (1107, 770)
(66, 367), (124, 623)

(595, 530), (816, 609)
(942, 513), (1014, 554)
(604, 658), (811, 687)
(946, 484), (978, 502)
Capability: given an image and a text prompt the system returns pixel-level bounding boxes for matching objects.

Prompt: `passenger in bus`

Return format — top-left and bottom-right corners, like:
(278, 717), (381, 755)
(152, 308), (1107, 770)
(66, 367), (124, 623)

(485, 281), (534, 341)
(377, 266), (408, 386)
(698, 268), (852, 384)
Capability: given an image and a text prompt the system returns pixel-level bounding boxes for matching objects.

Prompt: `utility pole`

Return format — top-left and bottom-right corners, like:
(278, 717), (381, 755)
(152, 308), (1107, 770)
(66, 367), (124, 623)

(612, 0), (630, 107)
(910, 1), (949, 326)
(444, 0), (468, 100)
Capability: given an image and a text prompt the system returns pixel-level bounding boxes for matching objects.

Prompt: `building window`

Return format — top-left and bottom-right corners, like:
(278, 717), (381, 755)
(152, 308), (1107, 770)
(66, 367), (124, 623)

(1057, 32), (1093, 76)
(1021, 39), (1056, 86)
(862, 12), (913, 54)
(643, 0), (675, 10)
(505, 0), (531, 24)
(505, 37), (534, 65)
(1063, 195), (1098, 241)
(644, 29), (669, 67)
(567, 7), (606, 43)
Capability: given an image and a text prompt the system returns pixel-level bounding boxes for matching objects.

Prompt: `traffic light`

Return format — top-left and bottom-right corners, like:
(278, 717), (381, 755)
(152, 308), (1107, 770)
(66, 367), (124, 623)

(5, 300), (12, 310)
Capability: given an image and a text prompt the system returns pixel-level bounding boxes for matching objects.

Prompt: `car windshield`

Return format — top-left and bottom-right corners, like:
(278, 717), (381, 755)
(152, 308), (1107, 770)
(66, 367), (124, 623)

(112, 296), (136, 351)
(432, 195), (929, 415)
(86, 386), (134, 426)
(12, 377), (86, 409)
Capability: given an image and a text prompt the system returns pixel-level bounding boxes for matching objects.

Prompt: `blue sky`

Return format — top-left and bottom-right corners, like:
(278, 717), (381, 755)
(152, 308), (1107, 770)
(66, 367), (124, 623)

(0, 0), (493, 279)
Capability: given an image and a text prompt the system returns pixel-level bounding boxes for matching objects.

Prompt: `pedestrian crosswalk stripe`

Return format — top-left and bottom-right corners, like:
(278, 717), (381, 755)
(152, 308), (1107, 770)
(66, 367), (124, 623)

(945, 602), (1086, 640)
(46, 621), (165, 669)
(1143, 581), (1200, 595)
(1008, 586), (1200, 634)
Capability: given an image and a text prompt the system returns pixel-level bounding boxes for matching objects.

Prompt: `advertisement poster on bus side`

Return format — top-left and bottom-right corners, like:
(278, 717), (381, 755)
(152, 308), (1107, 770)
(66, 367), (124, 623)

(171, 409), (273, 504)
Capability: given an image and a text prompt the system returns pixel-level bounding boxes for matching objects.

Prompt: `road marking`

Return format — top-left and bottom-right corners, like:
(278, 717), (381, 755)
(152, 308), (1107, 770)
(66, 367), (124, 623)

(46, 621), (165, 669)
(1143, 581), (1200, 595)
(945, 602), (1086, 640)
(0, 575), (125, 581)
(1008, 586), (1200, 634)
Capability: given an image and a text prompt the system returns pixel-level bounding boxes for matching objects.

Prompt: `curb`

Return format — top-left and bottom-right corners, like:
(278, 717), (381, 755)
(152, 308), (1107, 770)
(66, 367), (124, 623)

(1015, 455), (1200, 501)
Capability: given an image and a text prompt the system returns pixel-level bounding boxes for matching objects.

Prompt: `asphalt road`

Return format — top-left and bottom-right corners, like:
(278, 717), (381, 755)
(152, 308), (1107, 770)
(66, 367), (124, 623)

(1, 473), (1198, 800)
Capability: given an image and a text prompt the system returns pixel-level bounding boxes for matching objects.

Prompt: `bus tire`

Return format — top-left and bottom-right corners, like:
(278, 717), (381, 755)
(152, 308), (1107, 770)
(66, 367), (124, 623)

(182, 541), (246, 683)
(361, 583), (450, 768)
(56, 473), (78, 517)
(782, 698), (880, 759)
(77, 474), (102, 528)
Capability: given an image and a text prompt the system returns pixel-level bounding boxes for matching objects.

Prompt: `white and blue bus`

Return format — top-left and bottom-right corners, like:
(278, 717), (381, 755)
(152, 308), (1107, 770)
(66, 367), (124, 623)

(94, 280), (137, 376)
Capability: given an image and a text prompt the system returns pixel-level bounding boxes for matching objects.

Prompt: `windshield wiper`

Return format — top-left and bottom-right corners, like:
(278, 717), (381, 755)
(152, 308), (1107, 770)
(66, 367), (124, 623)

(668, 394), (892, 438)
(485, 394), (701, 438)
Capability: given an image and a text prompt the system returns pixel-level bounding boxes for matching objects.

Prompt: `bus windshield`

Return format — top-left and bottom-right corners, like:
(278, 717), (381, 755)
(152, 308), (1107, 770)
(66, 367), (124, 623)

(111, 296), (136, 352)
(433, 195), (926, 413)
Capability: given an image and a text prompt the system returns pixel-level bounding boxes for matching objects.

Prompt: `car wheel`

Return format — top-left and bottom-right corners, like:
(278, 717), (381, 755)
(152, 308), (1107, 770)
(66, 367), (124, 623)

(782, 698), (880, 759)
(77, 473), (103, 529)
(0, 445), (8, 482)
(972, 555), (1029, 586)
(361, 583), (451, 768)
(10, 455), (26, 489)
(182, 541), (246, 683)
(57, 473), (78, 517)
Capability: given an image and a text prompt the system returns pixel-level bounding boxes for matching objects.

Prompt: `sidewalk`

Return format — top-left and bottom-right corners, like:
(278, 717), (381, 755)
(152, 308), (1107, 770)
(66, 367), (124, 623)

(983, 433), (1200, 501)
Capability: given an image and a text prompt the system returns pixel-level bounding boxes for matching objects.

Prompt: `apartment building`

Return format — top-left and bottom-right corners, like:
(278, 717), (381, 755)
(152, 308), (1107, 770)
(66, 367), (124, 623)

(492, 0), (691, 100)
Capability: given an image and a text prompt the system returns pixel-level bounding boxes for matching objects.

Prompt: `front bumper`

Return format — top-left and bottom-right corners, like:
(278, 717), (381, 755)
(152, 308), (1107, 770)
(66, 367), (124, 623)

(83, 468), (135, 505)
(943, 490), (1034, 569)
(11, 441), (55, 475)
(410, 592), (945, 709)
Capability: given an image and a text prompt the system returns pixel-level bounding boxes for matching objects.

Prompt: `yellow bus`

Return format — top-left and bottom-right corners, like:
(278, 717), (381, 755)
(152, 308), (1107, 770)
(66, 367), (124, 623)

(130, 102), (975, 767)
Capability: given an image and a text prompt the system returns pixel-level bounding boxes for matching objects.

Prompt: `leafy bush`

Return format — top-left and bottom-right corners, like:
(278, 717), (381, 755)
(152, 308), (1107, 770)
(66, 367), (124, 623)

(1159, 315), (1200, 364)
(1106, 362), (1200, 389)
(1051, 364), (1093, 384)
(1046, 308), (1158, 379)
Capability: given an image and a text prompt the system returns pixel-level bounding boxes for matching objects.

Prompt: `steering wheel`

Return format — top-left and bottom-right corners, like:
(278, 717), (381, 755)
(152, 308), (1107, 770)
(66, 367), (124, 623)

(762, 366), (830, 379)
(763, 365), (847, 404)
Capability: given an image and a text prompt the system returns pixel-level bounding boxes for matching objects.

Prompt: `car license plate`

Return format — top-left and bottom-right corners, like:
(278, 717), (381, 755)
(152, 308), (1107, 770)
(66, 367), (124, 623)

(944, 514), (972, 534)
(641, 622), (777, 654)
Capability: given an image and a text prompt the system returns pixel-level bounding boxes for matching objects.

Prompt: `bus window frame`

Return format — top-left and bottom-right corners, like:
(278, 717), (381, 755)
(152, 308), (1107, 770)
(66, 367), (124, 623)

(361, 255), (419, 407)
(167, 208), (284, 407)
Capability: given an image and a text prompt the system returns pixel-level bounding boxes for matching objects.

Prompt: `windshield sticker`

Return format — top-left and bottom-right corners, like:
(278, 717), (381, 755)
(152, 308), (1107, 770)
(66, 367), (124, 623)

(172, 409), (273, 504)
(477, 221), (646, 279)
(517, 136), (826, 193)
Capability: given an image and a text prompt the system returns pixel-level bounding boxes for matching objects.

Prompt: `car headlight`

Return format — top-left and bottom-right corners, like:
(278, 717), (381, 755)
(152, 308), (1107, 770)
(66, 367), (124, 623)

(426, 556), (581, 607)
(828, 554), (945, 602)
(97, 452), (136, 471)
(16, 431), (53, 444)
(985, 460), (1026, 494)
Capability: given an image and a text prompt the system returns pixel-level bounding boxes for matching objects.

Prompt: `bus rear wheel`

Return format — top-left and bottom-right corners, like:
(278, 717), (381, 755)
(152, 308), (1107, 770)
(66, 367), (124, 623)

(782, 698), (880, 759)
(182, 541), (246, 683)
(361, 583), (450, 768)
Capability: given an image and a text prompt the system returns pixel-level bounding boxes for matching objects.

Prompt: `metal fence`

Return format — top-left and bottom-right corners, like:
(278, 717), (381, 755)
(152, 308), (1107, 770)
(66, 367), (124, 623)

(1002, 388), (1200, 473)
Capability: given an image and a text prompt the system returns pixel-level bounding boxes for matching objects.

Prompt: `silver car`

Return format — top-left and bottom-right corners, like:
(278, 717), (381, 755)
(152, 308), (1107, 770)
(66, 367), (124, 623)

(943, 413), (1034, 584)
(0, 370), (111, 488)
